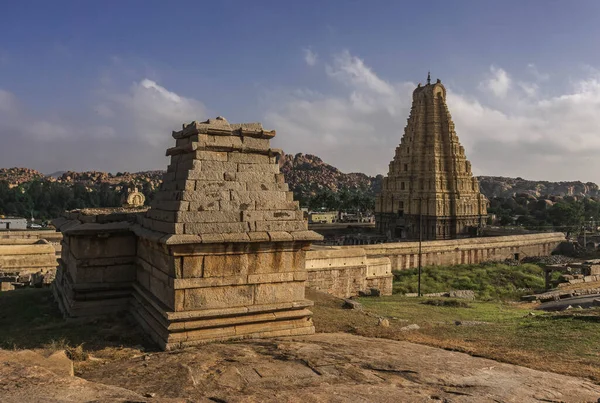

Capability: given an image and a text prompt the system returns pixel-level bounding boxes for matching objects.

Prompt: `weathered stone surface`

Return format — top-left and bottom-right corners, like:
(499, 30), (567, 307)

(184, 285), (255, 310)
(74, 333), (600, 403)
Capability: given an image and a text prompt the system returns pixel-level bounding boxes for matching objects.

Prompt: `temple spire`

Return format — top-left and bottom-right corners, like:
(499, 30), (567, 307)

(427, 71), (431, 85)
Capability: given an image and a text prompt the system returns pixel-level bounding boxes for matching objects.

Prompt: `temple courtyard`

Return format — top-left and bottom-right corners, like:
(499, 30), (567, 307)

(1, 287), (599, 402)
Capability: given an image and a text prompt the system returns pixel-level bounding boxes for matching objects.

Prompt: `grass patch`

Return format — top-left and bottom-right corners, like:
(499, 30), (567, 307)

(393, 263), (546, 300)
(421, 299), (472, 308)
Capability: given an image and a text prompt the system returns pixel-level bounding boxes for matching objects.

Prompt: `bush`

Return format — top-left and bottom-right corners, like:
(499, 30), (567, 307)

(393, 263), (545, 301)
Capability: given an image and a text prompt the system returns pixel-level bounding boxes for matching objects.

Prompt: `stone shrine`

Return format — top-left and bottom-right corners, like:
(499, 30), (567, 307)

(53, 117), (322, 350)
(375, 74), (488, 240)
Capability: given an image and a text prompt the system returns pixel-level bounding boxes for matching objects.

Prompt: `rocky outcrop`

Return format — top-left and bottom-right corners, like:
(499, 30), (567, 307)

(478, 176), (600, 198)
(279, 153), (382, 196)
(75, 333), (600, 402)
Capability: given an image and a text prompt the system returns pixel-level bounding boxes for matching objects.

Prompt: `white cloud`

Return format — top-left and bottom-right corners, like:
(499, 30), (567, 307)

(326, 50), (395, 96)
(527, 63), (550, 81)
(265, 53), (600, 184)
(0, 77), (208, 173)
(479, 65), (511, 98)
(303, 48), (318, 67)
(105, 79), (207, 146)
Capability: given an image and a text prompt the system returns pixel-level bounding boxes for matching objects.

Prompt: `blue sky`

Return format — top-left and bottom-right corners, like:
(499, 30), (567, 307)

(2, 1), (600, 182)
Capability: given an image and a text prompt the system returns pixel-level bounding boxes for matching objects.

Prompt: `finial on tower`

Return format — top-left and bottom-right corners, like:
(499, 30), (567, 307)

(427, 71), (431, 85)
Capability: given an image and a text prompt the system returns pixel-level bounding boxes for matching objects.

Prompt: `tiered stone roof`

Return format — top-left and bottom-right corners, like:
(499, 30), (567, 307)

(142, 116), (321, 244)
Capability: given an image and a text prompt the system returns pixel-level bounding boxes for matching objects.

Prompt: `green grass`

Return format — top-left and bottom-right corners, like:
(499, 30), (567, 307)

(392, 263), (546, 300)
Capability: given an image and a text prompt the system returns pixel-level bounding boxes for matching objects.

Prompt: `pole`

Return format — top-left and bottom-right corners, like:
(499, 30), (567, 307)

(418, 197), (422, 297)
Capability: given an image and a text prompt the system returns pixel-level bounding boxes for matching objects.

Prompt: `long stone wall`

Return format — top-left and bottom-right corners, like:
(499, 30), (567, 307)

(0, 239), (57, 290)
(345, 232), (565, 271)
(305, 247), (393, 298)
(303, 232), (565, 298)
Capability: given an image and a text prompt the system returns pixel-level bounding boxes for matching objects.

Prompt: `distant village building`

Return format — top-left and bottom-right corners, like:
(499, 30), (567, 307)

(375, 74), (488, 240)
(0, 217), (28, 230)
(309, 211), (338, 224)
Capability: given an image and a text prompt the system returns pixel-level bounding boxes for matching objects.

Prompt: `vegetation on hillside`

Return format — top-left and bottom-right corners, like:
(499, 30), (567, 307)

(0, 180), (155, 220)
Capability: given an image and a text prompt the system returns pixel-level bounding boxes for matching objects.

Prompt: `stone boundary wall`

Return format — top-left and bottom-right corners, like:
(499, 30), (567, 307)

(305, 248), (393, 298)
(0, 239), (57, 291)
(0, 230), (63, 257)
(343, 232), (565, 271)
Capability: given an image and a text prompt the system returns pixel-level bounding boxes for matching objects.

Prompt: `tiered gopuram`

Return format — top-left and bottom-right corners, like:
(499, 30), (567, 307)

(375, 75), (488, 240)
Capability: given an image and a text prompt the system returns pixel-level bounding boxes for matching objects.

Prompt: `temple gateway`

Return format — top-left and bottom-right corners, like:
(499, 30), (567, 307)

(375, 74), (488, 240)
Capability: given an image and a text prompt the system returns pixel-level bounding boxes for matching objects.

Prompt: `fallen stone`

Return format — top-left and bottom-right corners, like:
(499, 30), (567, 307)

(447, 290), (476, 300)
(377, 318), (390, 327)
(342, 299), (363, 310)
(400, 324), (420, 332)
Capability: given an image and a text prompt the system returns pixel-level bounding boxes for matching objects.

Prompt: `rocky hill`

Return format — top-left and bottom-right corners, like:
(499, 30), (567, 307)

(3, 161), (600, 202)
(478, 176), (600, 199)
(279, 153), (382, 197)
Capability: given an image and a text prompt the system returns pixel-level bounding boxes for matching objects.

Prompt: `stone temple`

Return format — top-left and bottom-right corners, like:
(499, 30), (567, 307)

(375, 74), (488, 240)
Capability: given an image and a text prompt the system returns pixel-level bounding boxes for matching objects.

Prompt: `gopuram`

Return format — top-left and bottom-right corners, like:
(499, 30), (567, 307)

(375, 74), (488, 240)
(52, 116), (322, 350)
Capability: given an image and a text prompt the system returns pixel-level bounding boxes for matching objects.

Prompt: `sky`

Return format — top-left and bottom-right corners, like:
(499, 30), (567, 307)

(2, 1), (600, 183)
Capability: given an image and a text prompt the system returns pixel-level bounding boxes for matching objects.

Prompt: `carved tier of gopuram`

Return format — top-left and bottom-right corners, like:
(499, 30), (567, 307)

(375, 74), (488, 240)
(52, 116), (322, 350)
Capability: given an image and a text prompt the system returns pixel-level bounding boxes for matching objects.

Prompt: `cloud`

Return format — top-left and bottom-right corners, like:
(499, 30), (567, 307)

(527, 63), (550, 81)
(303, 48), (318, 67)
(265, 53), (600, 184)
(0, 77), (208, 173)
(479, 65), (511, 98)
(326, 50), (395, 96)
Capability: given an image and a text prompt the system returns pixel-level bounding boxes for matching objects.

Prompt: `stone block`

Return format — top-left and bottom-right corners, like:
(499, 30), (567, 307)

(247, 272), (294, 284)
(188, 200), (220, 211)
(254, 282), (305, 305)
(201, 160), (237, 172)
(231, 191), (287, 204)
(70, 235), (136, 259)
(255, 200), (298, 210)
(184, 285), (254, 310)
(192, 150), (228, 161)
(242, 136), (270, 150)
(247, 250), (303, 274)
(220, 200), (255, 211)
(237, 163), (279, 173)
(208, 134), (242, 149)
(182, 256), (203, 278)
(228, 152), (270, 164)
(176, 211), (241, 223)
(203, 253), (249, 277)
(246, 182), (289, 191)
(187, 170), (224, 181)
(103, 264), (136, 283)
(242, 210), (300, 222)
(255, 221), (307, 232)
(184, 222), (250, 234)
(195, 181), (246, 193)
(235, 172), (276, 183)
(182, 191), (230, 203)
(149, 209), (176, 222)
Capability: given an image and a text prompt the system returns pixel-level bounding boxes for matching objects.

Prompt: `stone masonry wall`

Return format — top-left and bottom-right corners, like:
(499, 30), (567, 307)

(349, 232), (565, 271)
(305, 248), (393, 298)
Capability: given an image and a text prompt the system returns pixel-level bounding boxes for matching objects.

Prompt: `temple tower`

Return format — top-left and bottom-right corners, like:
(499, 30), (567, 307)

(375, 75), (488, 240)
